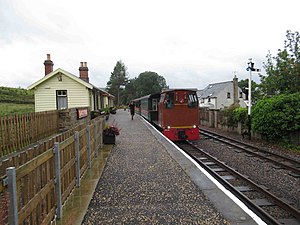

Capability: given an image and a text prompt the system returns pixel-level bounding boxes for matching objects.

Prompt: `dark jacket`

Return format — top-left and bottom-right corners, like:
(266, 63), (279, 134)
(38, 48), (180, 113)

(129, 103), (135, 115)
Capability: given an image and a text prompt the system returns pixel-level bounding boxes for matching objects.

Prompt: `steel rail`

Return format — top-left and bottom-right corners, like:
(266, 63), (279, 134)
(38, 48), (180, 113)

(199, 128), (300, 176)
(177, 141), (300, 225)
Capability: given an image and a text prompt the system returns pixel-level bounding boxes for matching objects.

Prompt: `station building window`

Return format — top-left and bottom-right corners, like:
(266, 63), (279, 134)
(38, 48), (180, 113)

(56, 90), (68, 110)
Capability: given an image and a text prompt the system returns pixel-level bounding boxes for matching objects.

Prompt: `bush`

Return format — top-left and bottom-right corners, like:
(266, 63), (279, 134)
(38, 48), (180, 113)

(219, 107), (236, 127)
(252, 93), (300, 141)
(219, 105), (247, 127)
(233, 107), (248, 129)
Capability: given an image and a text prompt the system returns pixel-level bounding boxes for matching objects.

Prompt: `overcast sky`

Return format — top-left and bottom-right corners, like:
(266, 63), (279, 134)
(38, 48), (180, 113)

(0, 0), (299, 90)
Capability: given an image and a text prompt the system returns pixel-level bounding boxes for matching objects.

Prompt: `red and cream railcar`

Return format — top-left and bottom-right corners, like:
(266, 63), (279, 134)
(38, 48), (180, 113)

(134, 89), (199, 141)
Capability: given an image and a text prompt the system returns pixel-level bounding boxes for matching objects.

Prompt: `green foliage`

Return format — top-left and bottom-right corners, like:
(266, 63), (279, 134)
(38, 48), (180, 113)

(106, 61), (168, 104)
(261, 30), (300, 96)
(106, 60), (129, 105)
(219, 106), (237, 127)
(233, 107), (248, 127)
(238, 79), (262, 105)
(0, 86), (34, 104)
(133, 71), (167, 97)
(219, 107), (248, 129)
(0, 87), (34, 116)
(122, 78), (136, 104)
(252, 93), (300, 141)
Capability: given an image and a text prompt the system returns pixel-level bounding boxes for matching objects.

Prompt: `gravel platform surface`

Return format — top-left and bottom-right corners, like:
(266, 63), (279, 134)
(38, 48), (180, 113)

(81, 110), (229, 225)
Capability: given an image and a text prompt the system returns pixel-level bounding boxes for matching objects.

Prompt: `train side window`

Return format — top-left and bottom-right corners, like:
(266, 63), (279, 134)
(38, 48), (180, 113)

(164, 93), (174, 109)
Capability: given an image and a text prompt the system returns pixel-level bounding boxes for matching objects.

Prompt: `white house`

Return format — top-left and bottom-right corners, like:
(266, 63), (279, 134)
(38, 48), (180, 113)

(197, 76), (246, 109)
(28, 54), (114, 112)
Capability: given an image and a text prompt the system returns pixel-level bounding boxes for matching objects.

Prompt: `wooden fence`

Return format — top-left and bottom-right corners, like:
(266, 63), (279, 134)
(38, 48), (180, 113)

(0, 116), (105, 225)
(0, 111), (60, 157)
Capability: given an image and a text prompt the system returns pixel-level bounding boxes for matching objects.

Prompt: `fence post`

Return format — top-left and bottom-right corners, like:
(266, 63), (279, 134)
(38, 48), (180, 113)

(87, 125), (91, 169)
(100, 119), (103, 148)
(6, 167), (18, 225)
(94, 121), (98, 157)
(94, 121), (98, 158)
(75, 131), (80, 187)
(53, 142), (62, 219)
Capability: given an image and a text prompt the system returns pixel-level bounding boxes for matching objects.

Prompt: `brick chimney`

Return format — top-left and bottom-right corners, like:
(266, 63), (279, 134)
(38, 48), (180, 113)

(44, 54), (54, 76)
(79, 62), (89, 82)
(233, 75), (239, 104)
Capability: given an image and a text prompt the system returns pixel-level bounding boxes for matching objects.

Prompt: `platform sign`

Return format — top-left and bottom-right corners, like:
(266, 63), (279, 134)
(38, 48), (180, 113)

(77, 108), (88, 119)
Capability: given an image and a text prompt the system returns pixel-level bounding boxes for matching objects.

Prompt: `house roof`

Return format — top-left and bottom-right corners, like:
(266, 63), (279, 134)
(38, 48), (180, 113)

(98, 87), (115, 98)
(198, 81), (232, 99)
(27, 68), (114, 97)
(28, 68), (94, 90)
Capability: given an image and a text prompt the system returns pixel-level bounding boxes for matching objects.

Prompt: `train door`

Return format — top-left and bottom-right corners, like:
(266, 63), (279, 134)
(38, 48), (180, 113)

(150, 98), (159, 122)
(152, 98), (157, 111)
(158, 93), (165, 127)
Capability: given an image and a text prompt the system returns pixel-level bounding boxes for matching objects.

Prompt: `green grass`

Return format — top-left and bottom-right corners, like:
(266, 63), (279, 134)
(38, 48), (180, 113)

(0, 103), (34, 116)
(0, 86), (34, 116)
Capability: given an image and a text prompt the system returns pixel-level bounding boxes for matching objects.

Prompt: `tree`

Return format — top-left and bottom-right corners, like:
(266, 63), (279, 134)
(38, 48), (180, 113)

(122, 78), (137, 105)
(238, 79), (262, 105)
(106, 61), (129, 106)
(261, 30), (300, 96)
(133, 71), (167, 97)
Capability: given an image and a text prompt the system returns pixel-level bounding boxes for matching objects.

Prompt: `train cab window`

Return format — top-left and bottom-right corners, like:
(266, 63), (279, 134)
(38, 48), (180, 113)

(188, 93), (198, 108)
(164, 93), (174, 109)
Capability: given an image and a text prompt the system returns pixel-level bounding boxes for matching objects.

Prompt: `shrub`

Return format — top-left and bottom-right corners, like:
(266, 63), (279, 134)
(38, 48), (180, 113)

(233, 107), (248, 129)
(252, 93), (300, 141)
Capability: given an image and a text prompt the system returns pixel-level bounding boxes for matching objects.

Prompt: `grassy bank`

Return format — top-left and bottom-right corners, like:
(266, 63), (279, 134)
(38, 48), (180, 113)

(0, 103), (34, 116)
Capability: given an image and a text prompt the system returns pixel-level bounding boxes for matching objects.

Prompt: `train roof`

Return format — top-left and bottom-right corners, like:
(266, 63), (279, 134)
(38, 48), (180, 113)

(132, 92), (160, 102)
(133, 88), (197, 102)
(161, 88), (198, 93)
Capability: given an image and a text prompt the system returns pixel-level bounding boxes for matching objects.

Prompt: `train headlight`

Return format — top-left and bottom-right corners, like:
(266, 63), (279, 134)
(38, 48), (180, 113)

(167, 126), (171, 129)
(193, 125), (197, 128)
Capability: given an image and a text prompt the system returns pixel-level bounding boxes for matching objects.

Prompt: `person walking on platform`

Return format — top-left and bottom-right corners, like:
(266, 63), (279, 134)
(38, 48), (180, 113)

(129, 102), (135, 120)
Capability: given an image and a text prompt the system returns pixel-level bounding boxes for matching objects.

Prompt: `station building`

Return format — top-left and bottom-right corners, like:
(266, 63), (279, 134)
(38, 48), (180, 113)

(28, 54), (114, 113)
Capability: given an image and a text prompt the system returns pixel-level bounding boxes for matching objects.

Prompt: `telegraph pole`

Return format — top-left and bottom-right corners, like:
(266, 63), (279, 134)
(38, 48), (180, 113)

(246, 58), (260, 140)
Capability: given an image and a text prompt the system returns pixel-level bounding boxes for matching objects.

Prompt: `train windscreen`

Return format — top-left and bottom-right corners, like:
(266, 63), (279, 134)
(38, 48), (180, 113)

(161, 90), (198, 109)
(188, 92), (198, 108)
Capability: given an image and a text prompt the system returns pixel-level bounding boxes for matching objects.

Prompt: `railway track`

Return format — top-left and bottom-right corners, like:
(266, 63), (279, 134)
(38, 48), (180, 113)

(176, 141), (300, 225)
(199, 128), (300, 178)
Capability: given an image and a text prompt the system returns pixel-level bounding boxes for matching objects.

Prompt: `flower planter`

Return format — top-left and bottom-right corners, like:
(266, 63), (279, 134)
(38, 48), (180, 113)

(103, 135), (116, 144)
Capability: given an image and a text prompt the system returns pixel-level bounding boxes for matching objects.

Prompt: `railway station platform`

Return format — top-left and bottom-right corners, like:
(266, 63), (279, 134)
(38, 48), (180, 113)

(78, 109), (259, 224)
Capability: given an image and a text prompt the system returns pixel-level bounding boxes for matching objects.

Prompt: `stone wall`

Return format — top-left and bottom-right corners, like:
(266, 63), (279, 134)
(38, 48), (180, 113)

(59, 107), (91, 132)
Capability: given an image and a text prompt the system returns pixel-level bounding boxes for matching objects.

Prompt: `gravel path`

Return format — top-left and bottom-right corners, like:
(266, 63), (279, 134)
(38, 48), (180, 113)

(198, 126), (300, 210)
(82, 111), (229, 224)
